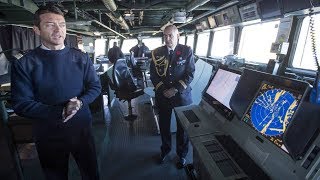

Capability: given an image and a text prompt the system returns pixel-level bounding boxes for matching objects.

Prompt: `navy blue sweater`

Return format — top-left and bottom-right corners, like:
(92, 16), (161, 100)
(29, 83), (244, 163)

(11, 47), (101, 137)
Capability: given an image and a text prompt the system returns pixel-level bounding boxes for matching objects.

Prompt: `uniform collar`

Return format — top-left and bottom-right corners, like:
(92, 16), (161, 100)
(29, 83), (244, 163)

(167, 44), (178, 53)
(41, 44), (65, 50)
(167, 47), (174, 54)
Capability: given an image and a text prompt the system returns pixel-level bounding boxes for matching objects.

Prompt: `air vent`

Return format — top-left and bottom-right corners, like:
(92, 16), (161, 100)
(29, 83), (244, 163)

(203, 140), (242, 177)
(172, 11), (186, 23)
(302, 146), (320, 169)
(239, 3), (260, 22)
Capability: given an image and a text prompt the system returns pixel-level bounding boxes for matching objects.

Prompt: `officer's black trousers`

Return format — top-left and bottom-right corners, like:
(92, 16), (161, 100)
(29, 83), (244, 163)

(158, 105), (189, 158)
(35, 126), (99, 180)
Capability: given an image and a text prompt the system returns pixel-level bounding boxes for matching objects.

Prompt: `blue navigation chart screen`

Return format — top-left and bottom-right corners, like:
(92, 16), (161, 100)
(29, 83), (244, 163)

(242, 81), (303, 153)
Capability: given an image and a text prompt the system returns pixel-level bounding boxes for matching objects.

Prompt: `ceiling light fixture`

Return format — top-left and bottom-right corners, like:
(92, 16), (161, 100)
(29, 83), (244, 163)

(93, 32), (101, 36)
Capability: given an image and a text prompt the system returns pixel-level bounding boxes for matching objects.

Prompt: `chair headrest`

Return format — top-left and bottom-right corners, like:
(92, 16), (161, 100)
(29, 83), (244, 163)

(113, 59), (137, 92)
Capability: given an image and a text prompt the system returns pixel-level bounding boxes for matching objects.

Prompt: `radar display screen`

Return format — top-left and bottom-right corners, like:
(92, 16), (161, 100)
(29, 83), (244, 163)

(242, 81), (303, 153)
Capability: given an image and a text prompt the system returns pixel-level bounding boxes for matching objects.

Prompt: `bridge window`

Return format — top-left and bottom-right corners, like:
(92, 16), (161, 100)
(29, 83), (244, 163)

(142, 37), (162, 50)
(94, 38), (107, 60)
(179, 35), (186, 45)
(186, 34), (194, 50)
(195, 32), (210, 56)
(210, 28), (235, 58)
(291, 14), (320, 71)
(121, 39), (138, 54)
(238, 20), (280, 63)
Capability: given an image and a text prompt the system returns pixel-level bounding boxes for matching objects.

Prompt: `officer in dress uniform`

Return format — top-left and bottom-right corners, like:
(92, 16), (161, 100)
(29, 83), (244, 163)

(150, 24), (195, 169)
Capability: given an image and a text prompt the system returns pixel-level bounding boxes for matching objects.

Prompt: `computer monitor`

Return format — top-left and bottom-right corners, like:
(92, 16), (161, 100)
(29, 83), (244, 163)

(257, 0), (283, 20)
(230, 68), (309, 120)
(229, 68), (311, 160)
(202, 67), (241, 120)
(241, 81), (304, 153)
(282, 0), (320, 14)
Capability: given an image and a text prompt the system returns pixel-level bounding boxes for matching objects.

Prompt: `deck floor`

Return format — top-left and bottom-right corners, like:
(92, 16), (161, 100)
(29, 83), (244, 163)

(100, 94), (192, 180)
(1, 92), (193, 180)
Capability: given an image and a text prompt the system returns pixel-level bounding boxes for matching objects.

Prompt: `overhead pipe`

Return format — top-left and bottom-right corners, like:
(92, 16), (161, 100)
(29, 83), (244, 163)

(186, 0), (210, 12)
(101, 0), (130, 31)
(109, 14), (130, 31)
(73, 0), (78, 20)
(105, 12), (130, 30)
(178, 0), (239, 28)
(92, 20), (126, 38)
(124, 27), (159, 35)
(101, 0), (117, 11)
(114, 13), (130, 30)
(139, 11), (143, 25)
(98, 11), (102, 22)
(67, 28), (95, 36)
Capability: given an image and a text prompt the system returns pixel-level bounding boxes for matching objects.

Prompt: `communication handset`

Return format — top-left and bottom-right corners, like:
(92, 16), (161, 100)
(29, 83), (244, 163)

(308, 3), (320, 104)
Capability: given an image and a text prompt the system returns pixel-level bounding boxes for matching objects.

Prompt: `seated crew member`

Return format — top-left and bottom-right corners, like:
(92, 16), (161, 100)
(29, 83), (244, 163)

(150, 24), (195, 169)
(130, 41), (149, 57)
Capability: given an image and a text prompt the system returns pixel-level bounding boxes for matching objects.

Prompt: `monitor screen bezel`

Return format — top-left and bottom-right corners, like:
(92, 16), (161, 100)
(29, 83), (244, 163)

(202, 66), (241, 120)
(240, 80), (305, 154)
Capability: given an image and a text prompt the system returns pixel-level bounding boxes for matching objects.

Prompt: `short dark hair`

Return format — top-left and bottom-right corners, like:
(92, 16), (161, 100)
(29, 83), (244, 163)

(34, 3), (65, 27)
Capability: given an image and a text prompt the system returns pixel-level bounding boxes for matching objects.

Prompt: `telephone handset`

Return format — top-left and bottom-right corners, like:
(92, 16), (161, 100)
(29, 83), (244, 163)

(308, 2), (320, 104)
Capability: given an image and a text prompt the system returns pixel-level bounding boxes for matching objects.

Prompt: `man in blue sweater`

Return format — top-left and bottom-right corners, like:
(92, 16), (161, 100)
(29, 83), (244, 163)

(11, 4), (101, 180)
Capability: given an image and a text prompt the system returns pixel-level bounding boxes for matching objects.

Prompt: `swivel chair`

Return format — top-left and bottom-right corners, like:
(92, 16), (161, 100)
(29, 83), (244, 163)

(0, 92), (33, 180)
(0, 49), (33, 180)
(127, 54), (149, 88)
(112, 59), (144, 121)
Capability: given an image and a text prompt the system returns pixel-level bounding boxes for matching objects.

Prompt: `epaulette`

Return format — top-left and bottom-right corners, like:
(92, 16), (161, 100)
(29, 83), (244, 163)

(153, 46), (160, 51)
(13, 49), (31, 60)
(152, 46), (164, 54)
(13, 53), (24, 60)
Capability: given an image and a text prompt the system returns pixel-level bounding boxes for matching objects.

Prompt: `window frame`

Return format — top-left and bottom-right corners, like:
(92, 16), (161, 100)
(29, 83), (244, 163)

(195, 31), (211, 57)
(289, 14), (320, 71)
(210, 27), (236, 58)
(186, 34), (195, 50)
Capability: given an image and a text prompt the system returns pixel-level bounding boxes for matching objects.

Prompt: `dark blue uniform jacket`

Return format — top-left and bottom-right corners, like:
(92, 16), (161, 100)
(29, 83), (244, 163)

(150, 44), (195, 107)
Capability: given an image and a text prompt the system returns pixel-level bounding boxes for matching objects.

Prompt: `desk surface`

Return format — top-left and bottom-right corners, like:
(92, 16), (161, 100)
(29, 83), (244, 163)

(0, 83), (11, 92)
(174, 104), (220, 138)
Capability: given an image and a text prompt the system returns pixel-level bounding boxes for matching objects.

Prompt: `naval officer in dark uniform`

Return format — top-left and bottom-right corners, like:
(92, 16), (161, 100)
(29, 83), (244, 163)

(150, 24), (195, 169)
